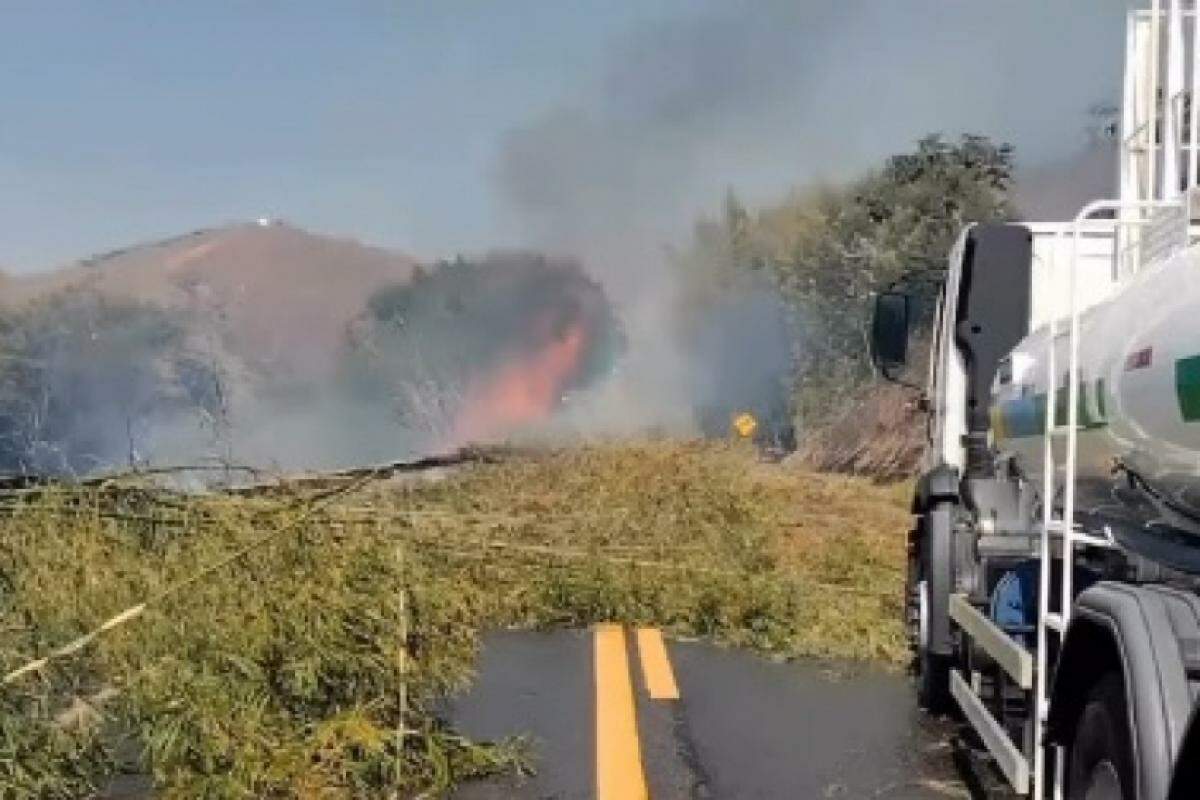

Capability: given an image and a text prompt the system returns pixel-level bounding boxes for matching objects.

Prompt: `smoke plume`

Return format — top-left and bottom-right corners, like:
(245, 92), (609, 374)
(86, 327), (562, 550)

(0, 2), (1142, 473)
(492, 0), (1133, 438)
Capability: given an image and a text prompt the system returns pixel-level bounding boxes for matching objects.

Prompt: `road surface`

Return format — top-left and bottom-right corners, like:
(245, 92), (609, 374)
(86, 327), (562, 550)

(449, 628), (970, 799)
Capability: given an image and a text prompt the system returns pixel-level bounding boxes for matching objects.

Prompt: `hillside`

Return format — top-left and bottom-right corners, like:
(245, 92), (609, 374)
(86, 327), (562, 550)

(0, 225), (621, 474)
(1, 222), (420, 378)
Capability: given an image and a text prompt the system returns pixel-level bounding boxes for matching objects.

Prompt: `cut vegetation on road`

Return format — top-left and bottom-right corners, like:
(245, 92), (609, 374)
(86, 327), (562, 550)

(0, 441), (910, 798)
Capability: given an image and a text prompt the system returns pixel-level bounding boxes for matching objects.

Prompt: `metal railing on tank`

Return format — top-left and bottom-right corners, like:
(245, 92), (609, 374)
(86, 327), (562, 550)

(1033, 197), (1175, 799)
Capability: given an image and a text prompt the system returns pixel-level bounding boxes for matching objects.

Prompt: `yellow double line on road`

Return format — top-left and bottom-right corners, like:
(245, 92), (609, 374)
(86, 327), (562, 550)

(594, 624), (680, 800)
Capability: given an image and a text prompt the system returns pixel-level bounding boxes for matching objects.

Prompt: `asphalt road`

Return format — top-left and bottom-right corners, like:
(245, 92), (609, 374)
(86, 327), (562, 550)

(449, 629), (969, 800)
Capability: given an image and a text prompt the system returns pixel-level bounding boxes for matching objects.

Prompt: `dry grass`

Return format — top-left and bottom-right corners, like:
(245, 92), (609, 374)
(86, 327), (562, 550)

(796, 383), (926, 479)
(0, 440), (911, 798)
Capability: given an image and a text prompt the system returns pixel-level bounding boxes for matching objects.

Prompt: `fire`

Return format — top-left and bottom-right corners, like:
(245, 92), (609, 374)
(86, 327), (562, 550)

(449, 321), (588, 446)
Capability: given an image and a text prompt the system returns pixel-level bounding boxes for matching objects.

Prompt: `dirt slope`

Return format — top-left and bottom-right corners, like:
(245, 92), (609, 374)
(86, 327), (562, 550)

(1, 222), (419, 376)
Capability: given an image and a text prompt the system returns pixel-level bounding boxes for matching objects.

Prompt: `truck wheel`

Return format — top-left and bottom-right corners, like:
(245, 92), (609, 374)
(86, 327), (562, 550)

(1068, 674), (1134, 800)
(908, 501), (956, 714)
(913, 577), (951, 712)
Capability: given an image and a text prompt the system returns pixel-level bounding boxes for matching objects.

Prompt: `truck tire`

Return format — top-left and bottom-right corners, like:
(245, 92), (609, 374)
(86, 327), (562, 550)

(909, 502), (954, 714)
(914, 576), (951, 713)
(1067, 673), (1134, 800)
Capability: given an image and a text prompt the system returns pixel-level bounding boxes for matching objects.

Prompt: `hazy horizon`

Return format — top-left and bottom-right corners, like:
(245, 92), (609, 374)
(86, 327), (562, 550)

(2, 1), (1133, 274)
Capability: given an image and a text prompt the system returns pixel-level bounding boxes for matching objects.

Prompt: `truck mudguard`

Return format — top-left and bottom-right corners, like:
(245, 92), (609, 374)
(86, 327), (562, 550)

(1047, 583), (1200, 800)
(923, 501), (954, 657)
(912, 464), (958, 514)
(911, 465), (959, 658)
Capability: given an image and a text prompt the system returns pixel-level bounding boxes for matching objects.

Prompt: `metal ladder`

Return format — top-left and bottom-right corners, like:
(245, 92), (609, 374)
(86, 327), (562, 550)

(1032, 200), (1176, 799)
(1033, 217), (1081, 800)
(1018, 5), (1199, 792)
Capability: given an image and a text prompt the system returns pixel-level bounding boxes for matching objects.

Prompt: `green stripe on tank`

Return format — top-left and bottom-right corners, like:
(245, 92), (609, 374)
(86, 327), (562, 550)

(1176, 355), (1200, 421)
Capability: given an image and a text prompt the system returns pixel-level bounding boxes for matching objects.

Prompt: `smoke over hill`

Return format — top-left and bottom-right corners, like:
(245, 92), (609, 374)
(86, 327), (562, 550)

(486, 1), (1133, 444)
(0, 226), (621, 475)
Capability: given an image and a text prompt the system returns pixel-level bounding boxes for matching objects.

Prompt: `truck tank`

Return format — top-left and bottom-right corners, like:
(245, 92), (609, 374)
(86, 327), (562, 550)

(992, 237), (1200, 570)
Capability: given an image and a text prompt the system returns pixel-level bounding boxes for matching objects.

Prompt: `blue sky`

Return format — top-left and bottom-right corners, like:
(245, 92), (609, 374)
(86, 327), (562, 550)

(0, 1), (1133, 273)
(0, 1), (701, 271)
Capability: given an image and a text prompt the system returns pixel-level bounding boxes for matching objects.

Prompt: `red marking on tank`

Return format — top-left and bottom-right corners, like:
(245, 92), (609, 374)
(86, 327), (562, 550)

(1124, 347), (1153, 371)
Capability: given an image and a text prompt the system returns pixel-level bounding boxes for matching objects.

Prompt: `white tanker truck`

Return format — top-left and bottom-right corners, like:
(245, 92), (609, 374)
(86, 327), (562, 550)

(871, 4), (1200, 798)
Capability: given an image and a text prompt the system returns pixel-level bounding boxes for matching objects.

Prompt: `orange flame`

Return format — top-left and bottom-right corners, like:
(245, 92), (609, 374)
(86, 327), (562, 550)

(449, 322), (587, 446)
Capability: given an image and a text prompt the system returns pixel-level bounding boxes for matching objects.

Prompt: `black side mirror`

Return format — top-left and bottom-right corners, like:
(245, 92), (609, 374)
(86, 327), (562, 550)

(871, 291), (910, 373)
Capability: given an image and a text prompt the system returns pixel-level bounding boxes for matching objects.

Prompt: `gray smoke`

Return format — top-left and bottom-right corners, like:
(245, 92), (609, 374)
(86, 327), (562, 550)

(1016, 139), (1120, 221)
(688, 286), (794, 440)
(493, 0), (1135, 436)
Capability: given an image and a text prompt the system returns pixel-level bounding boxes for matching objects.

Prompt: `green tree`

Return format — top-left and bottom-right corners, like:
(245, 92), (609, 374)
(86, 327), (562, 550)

(673, 133), (1016, 428)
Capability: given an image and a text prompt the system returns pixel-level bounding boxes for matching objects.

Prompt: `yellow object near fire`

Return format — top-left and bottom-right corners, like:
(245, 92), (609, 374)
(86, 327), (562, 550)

(732, 412), (758, 439)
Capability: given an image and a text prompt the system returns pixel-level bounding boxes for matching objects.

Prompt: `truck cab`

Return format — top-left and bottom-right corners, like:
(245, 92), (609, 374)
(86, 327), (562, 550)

(871, 5), (1200, 797)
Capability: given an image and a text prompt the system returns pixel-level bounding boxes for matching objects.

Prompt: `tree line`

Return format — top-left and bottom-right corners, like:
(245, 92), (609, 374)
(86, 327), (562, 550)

(670, 133), (1015, 441)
